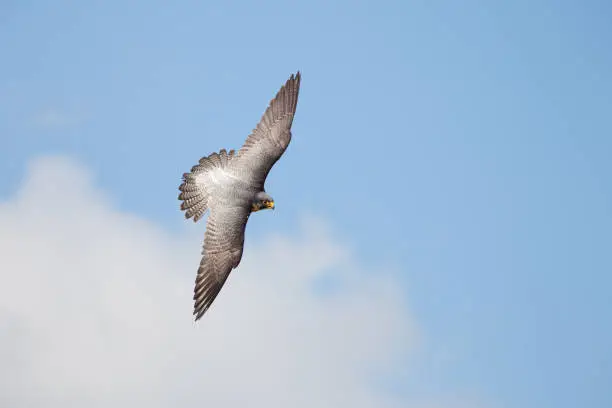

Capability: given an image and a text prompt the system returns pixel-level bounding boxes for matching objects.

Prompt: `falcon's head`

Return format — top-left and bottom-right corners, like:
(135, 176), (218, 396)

(251, 191), (275, 212)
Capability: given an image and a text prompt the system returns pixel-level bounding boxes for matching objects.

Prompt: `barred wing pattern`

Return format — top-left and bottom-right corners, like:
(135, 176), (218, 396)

(193, 205), (251, 320)
(234, 72), (301, 188)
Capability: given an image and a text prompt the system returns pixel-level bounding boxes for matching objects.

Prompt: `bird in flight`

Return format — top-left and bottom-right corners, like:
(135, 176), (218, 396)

(178, 72), (301, 321)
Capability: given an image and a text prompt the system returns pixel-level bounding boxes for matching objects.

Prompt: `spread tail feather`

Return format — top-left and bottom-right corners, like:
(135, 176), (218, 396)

(178, 148), (235, 222)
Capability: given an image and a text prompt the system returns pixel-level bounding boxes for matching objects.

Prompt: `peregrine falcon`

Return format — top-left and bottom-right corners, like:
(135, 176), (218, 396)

(178, 72), (301, 320)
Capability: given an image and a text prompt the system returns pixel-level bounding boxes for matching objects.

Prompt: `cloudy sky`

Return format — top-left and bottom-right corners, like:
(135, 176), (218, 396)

(1, 1), (611, 407)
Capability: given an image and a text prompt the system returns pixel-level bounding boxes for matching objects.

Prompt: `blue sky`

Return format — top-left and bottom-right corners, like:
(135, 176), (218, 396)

(1, 1), (611, 407)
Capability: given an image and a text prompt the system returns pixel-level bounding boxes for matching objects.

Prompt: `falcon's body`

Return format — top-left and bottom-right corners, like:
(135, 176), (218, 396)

(178, 72), (301, 320)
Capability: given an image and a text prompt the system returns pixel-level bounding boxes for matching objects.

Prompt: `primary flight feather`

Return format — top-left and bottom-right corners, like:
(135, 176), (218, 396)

(178, 72), (301, 321)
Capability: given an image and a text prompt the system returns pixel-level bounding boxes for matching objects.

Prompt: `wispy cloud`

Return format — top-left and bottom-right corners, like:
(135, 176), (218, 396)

(32, 108), (81, 129)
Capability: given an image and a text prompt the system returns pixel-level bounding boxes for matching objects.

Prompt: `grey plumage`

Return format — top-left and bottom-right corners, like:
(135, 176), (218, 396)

(178, 72), (301, 320)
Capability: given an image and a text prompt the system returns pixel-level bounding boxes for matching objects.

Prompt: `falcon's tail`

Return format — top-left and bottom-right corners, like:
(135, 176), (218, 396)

(178, 148), (236, 222)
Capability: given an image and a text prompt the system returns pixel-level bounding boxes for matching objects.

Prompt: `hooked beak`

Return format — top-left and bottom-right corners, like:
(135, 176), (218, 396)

(267, 200), (275, 210)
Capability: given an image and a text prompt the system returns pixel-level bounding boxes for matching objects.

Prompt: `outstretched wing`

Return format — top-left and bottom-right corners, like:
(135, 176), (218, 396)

(192, 205), (251, 320)
(233, 71), (301, 188)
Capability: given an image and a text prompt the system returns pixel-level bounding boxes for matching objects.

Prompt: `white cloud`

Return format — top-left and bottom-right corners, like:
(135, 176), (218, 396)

(0, 156), (418, 408)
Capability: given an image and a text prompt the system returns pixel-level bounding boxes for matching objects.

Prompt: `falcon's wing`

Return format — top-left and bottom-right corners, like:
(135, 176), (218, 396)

(192, 205), (251, 320)
(234, 72), (301, 188)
